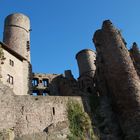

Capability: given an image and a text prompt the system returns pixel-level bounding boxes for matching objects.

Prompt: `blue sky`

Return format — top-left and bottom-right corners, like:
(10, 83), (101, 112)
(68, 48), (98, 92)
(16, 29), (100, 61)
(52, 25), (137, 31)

(0, 0), (140, 78)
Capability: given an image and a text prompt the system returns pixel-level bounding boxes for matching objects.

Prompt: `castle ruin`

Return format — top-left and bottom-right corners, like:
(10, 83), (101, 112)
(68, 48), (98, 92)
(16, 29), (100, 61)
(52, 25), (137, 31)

(0, 13), (140, 140)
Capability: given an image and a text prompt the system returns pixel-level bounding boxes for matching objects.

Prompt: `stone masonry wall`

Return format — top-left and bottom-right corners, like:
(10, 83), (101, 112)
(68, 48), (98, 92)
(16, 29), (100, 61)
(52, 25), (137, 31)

(0, 81), (83, 139)
(3, 13), (30, 61)
(0, 44), (32, 95)
(0, 48), (26, 95)
(22, 60), (32, 95)
(93, 20), (140, 140)
(32, 73), (61, 95)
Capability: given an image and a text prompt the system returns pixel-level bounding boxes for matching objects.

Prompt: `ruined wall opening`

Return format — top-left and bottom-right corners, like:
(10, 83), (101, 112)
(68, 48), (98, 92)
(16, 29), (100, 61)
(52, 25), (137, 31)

(32, 78), (38, 86)
(9, 59), (14, 66)
(53, 107), (55, 115)
(43, 79), (49, 87)
(7, 74), (14, 85)
(32, 90), (39, 96)
(26, 41), (30, 51)
(43, 91), (49, 96)
(87, 87), (92, 93)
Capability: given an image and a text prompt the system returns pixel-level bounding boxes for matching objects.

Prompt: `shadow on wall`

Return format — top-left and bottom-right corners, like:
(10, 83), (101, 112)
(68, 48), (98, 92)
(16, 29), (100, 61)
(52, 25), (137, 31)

(45, 72), (123, 140)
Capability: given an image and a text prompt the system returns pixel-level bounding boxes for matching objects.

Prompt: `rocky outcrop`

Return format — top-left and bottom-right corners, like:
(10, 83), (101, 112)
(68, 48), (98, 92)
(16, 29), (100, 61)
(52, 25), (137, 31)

(129, 42), (140, 78)
(93, 20), (140, 140)
(93, 96), (123, 140)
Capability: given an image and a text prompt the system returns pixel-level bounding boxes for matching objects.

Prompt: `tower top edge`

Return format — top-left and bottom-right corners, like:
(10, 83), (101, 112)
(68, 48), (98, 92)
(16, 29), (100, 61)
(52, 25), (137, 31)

(5, 13), (30, 21)
(76, 49), (96, 59)
(4, 13), (30, 30)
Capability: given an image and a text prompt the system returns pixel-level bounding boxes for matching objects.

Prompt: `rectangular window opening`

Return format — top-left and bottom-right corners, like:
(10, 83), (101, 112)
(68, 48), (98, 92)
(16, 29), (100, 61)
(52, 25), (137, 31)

(32, 78), (39, 86)
(9, 59), (14, 66)
(27, 41), (30, 51)
(7, 74), (14, 85)
(43, 79), (49, 87)
(53, 107), (55, 115)
(32, 90), (39, 96)
(43, 91), (49, 96)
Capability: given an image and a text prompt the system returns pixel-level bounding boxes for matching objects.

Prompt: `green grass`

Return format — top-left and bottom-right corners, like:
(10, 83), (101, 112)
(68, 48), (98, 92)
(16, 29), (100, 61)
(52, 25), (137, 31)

(67, 100), (98, 140)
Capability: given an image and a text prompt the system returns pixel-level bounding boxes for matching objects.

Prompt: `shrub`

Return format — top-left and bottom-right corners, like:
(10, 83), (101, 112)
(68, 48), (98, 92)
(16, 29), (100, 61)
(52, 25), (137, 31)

(67, 100), (98, 140)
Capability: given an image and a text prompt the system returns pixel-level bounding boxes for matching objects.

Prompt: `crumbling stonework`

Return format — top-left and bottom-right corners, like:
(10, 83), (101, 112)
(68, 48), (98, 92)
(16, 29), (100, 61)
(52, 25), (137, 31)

(58, 73), (85, 96)
(0, 81), (83, 140)
(76, 49), (96, 94)
(93, 20), (140, 139)
(1, 13), (140, 140)
(32, 73), (61, 95)
(129, 42), (140, 78)
(31, 72), (86, 96)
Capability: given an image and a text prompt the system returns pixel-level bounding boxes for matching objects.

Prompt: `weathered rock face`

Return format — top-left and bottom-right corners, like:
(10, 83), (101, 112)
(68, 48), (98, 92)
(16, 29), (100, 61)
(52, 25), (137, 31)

(129, 42), (140, 78)
(92, 95), (123, 140)
(93, 20), (140, 139)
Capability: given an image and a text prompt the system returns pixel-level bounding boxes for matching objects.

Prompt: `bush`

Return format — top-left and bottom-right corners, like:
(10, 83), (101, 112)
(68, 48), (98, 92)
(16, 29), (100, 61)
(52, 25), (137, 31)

(67, 100), (98, 140)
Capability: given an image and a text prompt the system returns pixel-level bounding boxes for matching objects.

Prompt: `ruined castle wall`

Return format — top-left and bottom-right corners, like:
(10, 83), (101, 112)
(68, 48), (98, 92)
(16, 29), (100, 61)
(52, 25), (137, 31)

(32, 73), (61, 95)
(0, 83), (83, 139)
(93, 20), (140, 139)
(59, 77), (83, 96)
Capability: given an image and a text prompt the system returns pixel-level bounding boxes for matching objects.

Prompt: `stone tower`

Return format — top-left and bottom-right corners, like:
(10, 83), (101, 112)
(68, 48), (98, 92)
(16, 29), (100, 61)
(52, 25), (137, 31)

(0, 13), (32, 95)
(3, 13), (31, 61)
(76, 49), (96, 93)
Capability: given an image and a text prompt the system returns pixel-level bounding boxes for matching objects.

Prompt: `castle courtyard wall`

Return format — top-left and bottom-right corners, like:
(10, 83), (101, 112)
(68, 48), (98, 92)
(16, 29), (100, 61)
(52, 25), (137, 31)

(0, 83), (83, 139)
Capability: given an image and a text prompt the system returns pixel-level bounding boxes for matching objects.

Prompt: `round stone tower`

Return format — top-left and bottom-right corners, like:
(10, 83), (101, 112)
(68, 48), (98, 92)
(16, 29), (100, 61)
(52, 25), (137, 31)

(76, 49), (96, 93)
(76, 49), (96, 77)
(3, 13), (31, 61)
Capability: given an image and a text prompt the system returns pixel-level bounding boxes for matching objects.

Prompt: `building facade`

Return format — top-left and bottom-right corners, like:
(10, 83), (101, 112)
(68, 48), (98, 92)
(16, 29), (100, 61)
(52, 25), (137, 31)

(0, 13), (31, 95)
